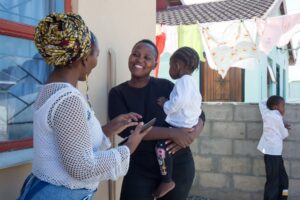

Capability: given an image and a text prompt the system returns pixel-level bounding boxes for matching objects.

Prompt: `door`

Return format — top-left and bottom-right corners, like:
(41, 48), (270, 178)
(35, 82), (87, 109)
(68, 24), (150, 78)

(201, 62), (244, 102)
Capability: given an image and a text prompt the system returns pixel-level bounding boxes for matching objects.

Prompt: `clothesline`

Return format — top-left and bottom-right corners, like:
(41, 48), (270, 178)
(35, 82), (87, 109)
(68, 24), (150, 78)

(156, 12), (300, 78)
(287, 9), (300, 14)
(277, 44), (300, 51)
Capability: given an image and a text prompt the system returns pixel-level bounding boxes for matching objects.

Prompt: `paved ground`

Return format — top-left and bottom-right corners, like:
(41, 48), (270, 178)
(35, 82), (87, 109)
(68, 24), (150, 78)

(187, 196), (213, 200)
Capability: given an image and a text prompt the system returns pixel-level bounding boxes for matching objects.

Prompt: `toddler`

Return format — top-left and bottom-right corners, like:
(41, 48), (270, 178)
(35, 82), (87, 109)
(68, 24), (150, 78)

(155, 47), (202, 198)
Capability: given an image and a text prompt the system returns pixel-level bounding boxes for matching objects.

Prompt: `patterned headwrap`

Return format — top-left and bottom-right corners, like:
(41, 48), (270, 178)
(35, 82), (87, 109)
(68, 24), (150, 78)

(34, 13), (92, 66)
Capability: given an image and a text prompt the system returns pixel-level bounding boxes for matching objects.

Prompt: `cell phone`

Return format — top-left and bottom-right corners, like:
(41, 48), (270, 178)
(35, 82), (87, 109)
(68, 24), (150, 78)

(140, 118), (156, 133)
(118, 118), (156, 146)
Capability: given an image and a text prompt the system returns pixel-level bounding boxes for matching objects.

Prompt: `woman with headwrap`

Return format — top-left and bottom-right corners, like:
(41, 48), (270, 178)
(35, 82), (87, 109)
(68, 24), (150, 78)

(17, 13), (149, 200)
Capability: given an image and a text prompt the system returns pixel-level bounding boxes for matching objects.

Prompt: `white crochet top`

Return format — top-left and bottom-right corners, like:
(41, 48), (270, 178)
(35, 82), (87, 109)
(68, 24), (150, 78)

(32, 83), (130, 190)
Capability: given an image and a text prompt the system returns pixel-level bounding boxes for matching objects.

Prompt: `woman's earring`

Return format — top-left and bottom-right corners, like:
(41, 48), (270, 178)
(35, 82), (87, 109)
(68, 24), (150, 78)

(85, 74), (92, 108)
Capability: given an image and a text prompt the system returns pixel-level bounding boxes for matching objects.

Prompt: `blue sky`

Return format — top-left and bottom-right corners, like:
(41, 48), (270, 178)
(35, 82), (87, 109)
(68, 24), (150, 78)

(286, 0), (300, 13)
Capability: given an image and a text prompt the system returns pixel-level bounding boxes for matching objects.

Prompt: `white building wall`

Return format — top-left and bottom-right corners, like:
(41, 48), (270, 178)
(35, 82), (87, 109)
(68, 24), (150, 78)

(288, 81), (300, 102)
(77, 1), (155, 199)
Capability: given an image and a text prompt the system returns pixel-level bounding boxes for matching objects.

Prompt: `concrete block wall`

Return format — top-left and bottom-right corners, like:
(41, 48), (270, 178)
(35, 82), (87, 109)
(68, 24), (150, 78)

(190, 103), (300, 200)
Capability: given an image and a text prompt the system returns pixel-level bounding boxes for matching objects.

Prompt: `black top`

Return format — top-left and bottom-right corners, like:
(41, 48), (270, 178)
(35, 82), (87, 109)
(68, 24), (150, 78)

(108, 77), (174, 155)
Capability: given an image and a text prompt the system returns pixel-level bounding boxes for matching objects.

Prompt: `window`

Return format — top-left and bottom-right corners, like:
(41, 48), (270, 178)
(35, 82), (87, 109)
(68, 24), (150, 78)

(0, 0), (71, 152)
(276, 64), (280, 96)
(267, 57), (275, 97)
(283, 69), (286, 98)
(0, 0), (64, 26)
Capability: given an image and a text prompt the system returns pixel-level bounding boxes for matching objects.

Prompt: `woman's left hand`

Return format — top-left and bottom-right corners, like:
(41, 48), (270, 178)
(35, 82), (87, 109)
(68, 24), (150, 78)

(102, 112), (142, 137)
(189, 118), (204, 141)
(165, 140), (182, 155)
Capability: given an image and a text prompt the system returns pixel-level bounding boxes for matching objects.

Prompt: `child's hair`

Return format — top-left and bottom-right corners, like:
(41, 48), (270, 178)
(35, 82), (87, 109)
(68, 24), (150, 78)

(171, 47), (200, 72)
(266, 95), (285, 110)
(133, 39), (158, 60)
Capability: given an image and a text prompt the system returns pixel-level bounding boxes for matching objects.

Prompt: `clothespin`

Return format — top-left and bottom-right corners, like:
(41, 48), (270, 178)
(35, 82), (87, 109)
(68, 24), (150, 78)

(179, 21), (183, 28)
(156, 24), (162, 36)
(196, 20), (205, 31)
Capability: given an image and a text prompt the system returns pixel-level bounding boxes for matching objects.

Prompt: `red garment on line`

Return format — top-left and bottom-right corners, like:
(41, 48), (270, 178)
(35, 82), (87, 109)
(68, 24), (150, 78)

(155, 32), (166, 77)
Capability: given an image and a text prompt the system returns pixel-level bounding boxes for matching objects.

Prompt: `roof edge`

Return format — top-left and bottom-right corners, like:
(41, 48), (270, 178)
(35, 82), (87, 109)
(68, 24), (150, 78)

(263, 0), (283, 17)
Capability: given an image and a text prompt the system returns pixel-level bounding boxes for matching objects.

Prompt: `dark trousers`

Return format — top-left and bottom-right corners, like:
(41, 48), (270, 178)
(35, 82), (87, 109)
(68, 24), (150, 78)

(120, 148), (195, 200)
(264, 154), (289, 200)
(155, 140), (173, 183)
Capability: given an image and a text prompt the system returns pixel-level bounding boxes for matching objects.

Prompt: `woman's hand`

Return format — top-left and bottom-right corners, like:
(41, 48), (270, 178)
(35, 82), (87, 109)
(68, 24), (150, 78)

(102, 112), (142, 137)
(168, 118), (204, 150)
(189, 118), (205, 141)
(165, 140), (183, 154)
(169, 127), (195, 148)
(125, 122), (151, 154)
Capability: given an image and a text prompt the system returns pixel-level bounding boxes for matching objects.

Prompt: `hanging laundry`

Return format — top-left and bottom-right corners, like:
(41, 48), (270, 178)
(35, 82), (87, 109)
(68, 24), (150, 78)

(200, 20), (258, 78)
(178, 24), (206, 62)
(155, 32), (166, 77)
(161, 25), (178, 55)
(257, 13), (300, 54)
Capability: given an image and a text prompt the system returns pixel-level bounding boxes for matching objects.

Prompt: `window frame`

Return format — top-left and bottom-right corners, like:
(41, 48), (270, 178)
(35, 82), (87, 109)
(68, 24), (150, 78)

(0, 0), (72, 152)
(276, 64), (280, 96)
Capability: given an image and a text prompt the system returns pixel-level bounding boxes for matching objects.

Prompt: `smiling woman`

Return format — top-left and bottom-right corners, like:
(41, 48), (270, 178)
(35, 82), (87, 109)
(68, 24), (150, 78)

(108, 39), (205, 200)
(128, 39), (158, 81)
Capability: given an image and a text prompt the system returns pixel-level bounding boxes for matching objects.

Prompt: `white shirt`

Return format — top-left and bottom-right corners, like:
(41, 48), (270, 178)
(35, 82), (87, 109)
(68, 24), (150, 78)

(257, 101), (289, 155)
(164, 75), (202, 128)
(32, 83), (130, 190)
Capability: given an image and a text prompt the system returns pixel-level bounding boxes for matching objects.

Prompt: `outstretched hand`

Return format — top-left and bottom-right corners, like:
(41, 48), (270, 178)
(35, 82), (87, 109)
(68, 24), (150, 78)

(125, 122), (152, 154)
(102, 112), (142, 137)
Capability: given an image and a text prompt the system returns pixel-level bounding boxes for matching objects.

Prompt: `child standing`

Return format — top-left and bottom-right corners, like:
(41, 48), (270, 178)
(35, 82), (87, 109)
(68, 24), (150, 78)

(257, 95), (290, 200)
(155, 47), (202, 198)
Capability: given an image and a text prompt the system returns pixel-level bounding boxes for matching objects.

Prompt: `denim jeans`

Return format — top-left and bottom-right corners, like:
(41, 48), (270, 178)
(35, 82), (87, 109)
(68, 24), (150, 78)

(18, 174), (96, 200)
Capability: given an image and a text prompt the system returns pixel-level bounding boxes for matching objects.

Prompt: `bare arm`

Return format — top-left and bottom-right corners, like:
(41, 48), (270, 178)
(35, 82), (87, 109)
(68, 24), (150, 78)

(102, 112), (142, 137)
(142, 126), (193, 146)
(143, 115), (204, 147)
(52, 95), (131, 181)
(166, 113), (205, 154)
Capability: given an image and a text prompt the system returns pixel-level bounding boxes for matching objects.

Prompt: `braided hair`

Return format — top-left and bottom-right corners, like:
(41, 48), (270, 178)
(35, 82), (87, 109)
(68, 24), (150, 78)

(133, 39), (158, 61)
(266, 95), (285, 110)
(171, 47), (200, 73)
